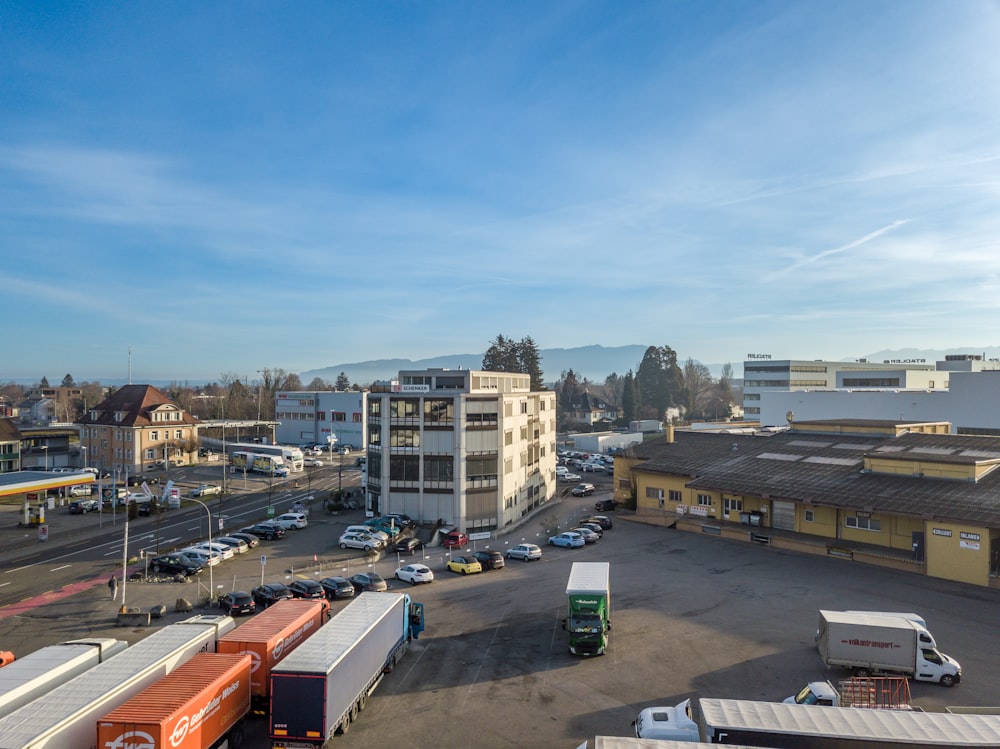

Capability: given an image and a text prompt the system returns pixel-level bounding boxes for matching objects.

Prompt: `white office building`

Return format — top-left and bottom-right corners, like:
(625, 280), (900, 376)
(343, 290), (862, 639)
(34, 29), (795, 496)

(366, 369), (557, 532)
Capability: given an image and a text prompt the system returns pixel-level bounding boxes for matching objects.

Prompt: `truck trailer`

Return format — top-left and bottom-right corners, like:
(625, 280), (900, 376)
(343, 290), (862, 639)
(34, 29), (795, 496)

(0, 638), (127, 720)
(564, 562), (611, 656)
(0, 614), (234, 749)
(97, 652), (251, 749)
(217, 598), (329, 711)
(817, 610), (961, 686)
(698, 697), (1000, 747)
(269, 592), (425, 747)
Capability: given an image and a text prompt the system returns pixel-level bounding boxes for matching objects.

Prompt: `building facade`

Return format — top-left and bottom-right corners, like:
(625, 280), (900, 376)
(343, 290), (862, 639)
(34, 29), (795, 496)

(366, 369), (556, 532)
(76, 384), (199, 477)
(274, 390), (367, 449)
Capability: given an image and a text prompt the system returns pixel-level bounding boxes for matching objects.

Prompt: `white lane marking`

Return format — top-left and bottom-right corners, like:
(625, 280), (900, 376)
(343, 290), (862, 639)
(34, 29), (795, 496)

(49, 565), (71, 572)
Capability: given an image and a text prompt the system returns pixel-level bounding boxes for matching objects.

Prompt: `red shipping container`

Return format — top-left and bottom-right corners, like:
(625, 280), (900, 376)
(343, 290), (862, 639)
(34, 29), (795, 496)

(97, 653), (250, 749)
(217, 598), (328, 706)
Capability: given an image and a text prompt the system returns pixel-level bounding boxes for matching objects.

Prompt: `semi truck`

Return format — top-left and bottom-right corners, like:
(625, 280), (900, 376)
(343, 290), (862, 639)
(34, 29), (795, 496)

(269, 592), (425, 746)
(0, 638), (127, 720)
(0, 614), (234, 749)
(817, 610), (961, 686)
(217, 598), (329, 711)
(97, 652), (251, 749)
(564, 562), (611, 656)
(232, 451), (289, 478)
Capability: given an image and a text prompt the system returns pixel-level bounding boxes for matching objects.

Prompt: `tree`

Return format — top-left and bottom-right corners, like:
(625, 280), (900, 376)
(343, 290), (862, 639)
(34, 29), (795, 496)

(335, 372), (351, 390)
(306, 377), (328, 390)
(61, 373), (75, 387)
(557, 369), (582, 411)
(635, 346), (683, 420)
(621, 370), (637, 424)
(481, 334), (545, 390)
(709, 363), (736, 420)
(519, 336), (545, 391)
(39, 376), (50, 387)
(682, 358), (714, 420)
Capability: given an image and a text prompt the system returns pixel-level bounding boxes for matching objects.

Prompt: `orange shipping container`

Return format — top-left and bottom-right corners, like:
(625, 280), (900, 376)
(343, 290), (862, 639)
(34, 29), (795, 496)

(97, 652), (250, 749)
(217, 598), (327, 705)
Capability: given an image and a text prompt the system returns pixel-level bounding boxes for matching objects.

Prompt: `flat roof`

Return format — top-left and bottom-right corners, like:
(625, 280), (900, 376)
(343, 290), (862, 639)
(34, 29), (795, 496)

(0, 471), (94, 499)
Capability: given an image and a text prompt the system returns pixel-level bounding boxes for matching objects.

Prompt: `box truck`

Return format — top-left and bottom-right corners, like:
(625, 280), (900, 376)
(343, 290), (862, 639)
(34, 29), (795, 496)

(217, 598), (329, 711)
(563, 562), (611, 656)
(817, 610), (961, 686)
(97, 652), (251, 749)
(0, 615), (234, 749)
(0, 638), (127, 719)
(269, 592), (425, 746)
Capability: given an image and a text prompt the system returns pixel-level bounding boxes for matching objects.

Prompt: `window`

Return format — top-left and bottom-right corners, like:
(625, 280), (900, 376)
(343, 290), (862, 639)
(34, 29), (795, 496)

(389, 399), (420, 419)
(668, 490), (682, 502)
(645, 487), (664, 500)
(424, 400), (454, 424)
(724, 497), (743, 514)
(845, 515), (881, 531)
(390, 428), (420, 449)
(368, 400), (382, 418)
(331, 412), (346, 422)
(423, 455), (454, 482)
(353, 412), (362, 423)
(697, 494), (712, 506)
(804, 509), (815, 522)
(174, 430), (182, 440)
(389, 455), (420, 482)
(151, 431), (159, 441)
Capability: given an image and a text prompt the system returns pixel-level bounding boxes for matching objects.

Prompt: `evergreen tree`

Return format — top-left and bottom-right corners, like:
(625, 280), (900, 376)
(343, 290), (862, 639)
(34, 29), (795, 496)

(622, 370), (637, 423)
(635, 345), (683, 419)
(61, 373), (75, 387)
(518, 336), (545, 390)
(335, 372), (351, 390)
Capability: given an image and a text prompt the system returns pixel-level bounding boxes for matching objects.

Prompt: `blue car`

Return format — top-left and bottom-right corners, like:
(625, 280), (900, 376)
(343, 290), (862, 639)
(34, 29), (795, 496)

(548, 532), (585, 549)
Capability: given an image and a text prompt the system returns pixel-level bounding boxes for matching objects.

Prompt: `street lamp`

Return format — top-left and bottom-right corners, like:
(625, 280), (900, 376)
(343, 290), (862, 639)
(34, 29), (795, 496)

(80, 445), (87, 470)
(40, 445), (48, 471)
(188, 497), (215, 604)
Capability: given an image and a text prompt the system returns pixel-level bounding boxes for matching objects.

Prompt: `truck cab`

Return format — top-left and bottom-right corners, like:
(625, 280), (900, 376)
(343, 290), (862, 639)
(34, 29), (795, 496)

(633, 699), (699, 741)
(785, 681), (840, 706)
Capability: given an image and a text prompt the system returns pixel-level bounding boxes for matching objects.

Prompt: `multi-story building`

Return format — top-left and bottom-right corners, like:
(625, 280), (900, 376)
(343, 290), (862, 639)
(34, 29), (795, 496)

(366, 369), (556, 533)
(76, 384), (199, 477)
(274, 390), (366, 449)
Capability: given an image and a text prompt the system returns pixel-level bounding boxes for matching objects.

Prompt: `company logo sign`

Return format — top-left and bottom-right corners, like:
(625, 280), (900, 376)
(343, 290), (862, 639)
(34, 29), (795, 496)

(104, 731), (156, 749)
(168, 679), (242, 747)
(272, 636), (286, 660)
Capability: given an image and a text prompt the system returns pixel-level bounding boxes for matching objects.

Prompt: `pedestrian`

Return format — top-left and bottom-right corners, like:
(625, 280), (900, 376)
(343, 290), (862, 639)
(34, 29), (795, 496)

(108, 574), (118, 600)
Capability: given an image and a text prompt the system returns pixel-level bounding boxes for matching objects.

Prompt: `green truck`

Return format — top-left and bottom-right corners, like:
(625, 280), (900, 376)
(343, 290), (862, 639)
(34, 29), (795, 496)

(564, 562), (611, 656)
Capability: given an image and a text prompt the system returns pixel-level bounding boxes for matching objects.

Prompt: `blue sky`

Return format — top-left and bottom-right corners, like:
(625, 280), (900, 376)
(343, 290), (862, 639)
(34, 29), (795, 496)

(3, 1), (1000, 383)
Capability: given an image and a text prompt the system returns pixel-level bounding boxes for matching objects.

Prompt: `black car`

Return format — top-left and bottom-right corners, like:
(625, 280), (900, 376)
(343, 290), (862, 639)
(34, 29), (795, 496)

(594, 499), (617, 511)
(320, 576), (356, 600)
(252, 583), (294, 608)
(384, 513), (416, 529)
(288, 579), (325, 600)
(584, 515), (613, 530)
(69, 499), (99, 514)
(394, 537), (424, 554)
(473, 550), (505, 571)
(217, 591), (256, 616)
(240, 523), (285, 541)
(150, 554), (203, 577)
(349, 572), (387, 592)
(137, 500), (165, 517)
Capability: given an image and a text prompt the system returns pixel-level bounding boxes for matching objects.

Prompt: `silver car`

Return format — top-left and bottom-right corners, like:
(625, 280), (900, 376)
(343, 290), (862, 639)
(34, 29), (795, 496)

(505, 543), (542, 561)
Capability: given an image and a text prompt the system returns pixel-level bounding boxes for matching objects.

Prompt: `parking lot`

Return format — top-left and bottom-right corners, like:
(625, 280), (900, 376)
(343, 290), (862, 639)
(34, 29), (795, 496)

(5, 477), (1000, 749)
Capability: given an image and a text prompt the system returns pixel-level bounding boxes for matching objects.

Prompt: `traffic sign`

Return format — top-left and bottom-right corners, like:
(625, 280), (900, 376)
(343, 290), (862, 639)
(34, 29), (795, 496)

(260, 554), (266, 566)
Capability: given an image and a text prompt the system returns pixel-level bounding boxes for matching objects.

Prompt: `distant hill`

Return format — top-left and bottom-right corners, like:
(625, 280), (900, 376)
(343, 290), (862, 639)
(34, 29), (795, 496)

(300, 344), (652, 386)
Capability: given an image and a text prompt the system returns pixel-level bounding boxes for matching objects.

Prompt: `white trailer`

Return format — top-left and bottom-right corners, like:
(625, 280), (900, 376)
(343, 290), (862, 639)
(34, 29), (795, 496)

(0, 615), (234, 749)
(0, 639), (127, 720)
(270, 593), (424, 747)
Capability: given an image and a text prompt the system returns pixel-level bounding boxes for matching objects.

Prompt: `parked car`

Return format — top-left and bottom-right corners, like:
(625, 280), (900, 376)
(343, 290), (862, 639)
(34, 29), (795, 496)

(137, 500), (165, 517)
(288, 578), (325, 599)
(394, 564), (434, 585)
(580, 462), (605, 473)
(345, 525), (389, 543)
(577, 522), (604, 537)
(150, 554), (203, 576)
(240, 523), (285, 541)
(594, 499), (617, 511)
(395, 537), (424, 554)
(349, 572), (387, 592)
(320, 576), (356, 600)
(473, 550), (505, 570)
(228, 531), (260, 548)
(584, 515), (614, 529)
(177, 548), (221, 567)
(251, 582), (294, 609)
(336, 446), (351, 454)
(384, 513), (415, 528)
(190, 541), (234, 560)
(339, 532), (382, 551)
(571, 527), (600, 543)
(191, 484), (222, 497)
(548, 531), (585, 549)
(364, 518), (401, 537)
(217, 591), (256, 616)
(506, 543), (542, 561)
(68, 484), (94, 497)
(446, 555), (483, 575)
(559, 473), (582, 482)
(571, 483), (596, 497)
(443, 530), (469, 548)
(273, 512), (308, 530)
(214, 536), (250, 554)
(303, 457), (325, 467)
(68, 498), (99, 514)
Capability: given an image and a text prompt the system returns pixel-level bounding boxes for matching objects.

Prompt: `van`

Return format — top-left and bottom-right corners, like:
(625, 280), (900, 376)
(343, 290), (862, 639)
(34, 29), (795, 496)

(68, 484), (93, 497)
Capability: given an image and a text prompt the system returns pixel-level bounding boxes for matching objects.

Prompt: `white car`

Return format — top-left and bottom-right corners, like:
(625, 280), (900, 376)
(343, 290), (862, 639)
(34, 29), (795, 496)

(394, 563), (434, 585)
(303, 457), (325, 467)
(273, 512), (308, 530)
(190, 542), (234, 560)
(548, 532), (585, 549)
(178, 548), (222, 567)
(339, 532), (383, 551)
(191, 484), (222, 497)
(344, 525), (389, 543)
(506, 543), (542, 561)
(560, 473), (582, 482)
(213, 536), (250, 554)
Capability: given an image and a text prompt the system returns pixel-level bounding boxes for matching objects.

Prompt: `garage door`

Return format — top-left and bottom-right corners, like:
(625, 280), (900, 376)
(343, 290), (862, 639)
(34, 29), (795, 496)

(771, 501), (796, 531)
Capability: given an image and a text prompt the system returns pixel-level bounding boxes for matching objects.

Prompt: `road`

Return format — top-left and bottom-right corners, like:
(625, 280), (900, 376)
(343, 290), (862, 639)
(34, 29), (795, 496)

(3, 468), (1000, 748)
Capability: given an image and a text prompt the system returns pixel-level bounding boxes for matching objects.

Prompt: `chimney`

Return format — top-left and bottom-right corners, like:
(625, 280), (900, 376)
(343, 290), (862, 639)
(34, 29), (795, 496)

(666, 424), (674, 443)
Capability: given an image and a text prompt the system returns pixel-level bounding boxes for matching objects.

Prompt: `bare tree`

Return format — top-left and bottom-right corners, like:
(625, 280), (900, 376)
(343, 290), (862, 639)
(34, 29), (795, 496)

(682, 358), (714, 421)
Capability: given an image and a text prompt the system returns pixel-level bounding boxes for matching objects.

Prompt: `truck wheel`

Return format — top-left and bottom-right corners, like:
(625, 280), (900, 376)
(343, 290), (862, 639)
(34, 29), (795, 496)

(337, 714), (351, 735)
(358, 692), (367, 711)
(941, 674), (956, 687)
(227, 725), (245, 748)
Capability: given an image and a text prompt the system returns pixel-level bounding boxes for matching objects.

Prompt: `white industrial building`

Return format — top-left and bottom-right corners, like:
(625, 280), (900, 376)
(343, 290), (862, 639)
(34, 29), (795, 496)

(274, 390), (367, 449)
(365, 369), (556, 532)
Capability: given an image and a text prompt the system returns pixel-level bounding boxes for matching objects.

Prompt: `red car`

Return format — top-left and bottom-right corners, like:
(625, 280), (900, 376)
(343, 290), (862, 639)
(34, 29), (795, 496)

(443, 530), (468, 548)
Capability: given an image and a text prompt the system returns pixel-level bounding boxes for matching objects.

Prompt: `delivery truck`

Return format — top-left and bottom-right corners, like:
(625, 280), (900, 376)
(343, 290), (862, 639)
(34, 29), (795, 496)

(817, 610), (961, 686)
(269, 592), (425, 746)
(564, 562), (611, 656)
(97, 652), (251, 749)
(0, 614), (234, 749)
(0, 638), (127, 720)
(217, 598), (329, 711)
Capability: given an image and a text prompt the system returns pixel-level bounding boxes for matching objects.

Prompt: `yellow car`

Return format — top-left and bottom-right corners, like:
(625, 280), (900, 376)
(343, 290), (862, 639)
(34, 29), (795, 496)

(446, 555), (483, 575)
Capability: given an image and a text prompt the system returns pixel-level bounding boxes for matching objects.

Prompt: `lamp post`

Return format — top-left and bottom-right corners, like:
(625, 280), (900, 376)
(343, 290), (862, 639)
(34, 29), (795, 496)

(188, 497), (215, 604)
(327, 434), (339, 500)
(80, 445), (87, 470)
(40, 445), (48, 471)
